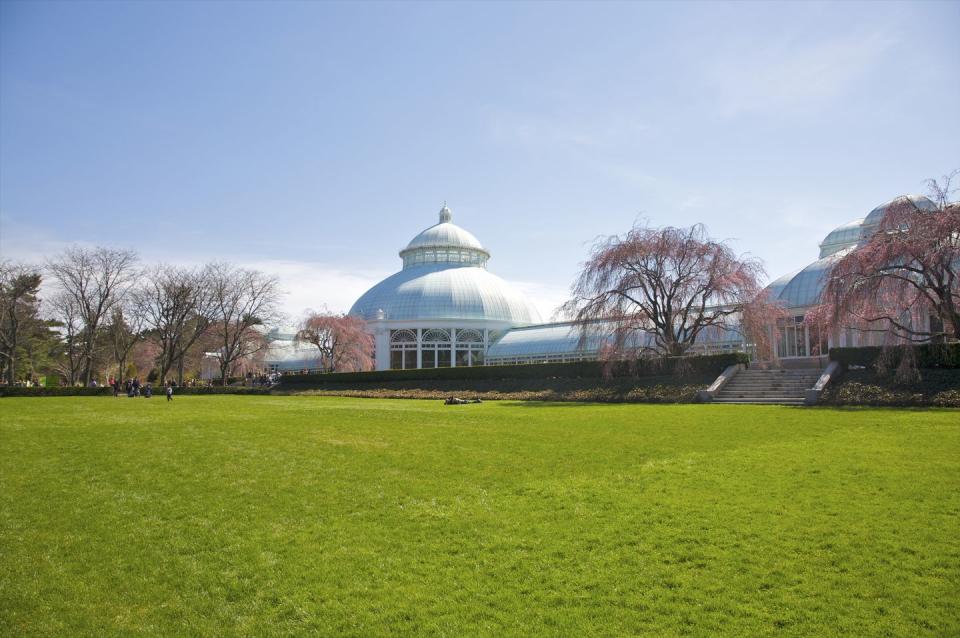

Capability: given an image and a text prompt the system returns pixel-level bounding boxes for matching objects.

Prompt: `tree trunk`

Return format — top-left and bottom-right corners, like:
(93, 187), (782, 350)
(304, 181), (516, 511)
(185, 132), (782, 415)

(220, 359), (230, 386)
(159, 357), (171, 386)
(5, 315), (18, 384)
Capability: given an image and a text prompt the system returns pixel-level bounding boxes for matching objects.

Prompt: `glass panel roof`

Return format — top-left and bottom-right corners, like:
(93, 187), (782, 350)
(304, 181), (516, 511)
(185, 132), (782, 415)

(487, 320), (742, 358)
(350, 263), (542, 323)
(774, 247), (852, 308)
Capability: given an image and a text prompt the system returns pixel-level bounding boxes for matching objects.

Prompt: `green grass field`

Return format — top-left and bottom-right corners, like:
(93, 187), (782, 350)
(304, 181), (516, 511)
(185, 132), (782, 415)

(1, 397), (958, 637)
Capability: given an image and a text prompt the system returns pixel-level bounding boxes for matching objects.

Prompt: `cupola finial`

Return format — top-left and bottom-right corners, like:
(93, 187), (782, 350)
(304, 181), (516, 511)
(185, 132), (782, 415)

(439, 202), (452, 223)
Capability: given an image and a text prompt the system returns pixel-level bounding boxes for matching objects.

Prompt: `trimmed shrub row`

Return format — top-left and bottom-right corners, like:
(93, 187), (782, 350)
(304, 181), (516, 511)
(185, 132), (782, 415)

(0, 386), (114, 397)
(0, 386), (270, 397)
(279, 352), (749, 386)
(829, 343), (960, 369)
(820, 368), (960, 407)
(276, 375), (712, 403)
(173, 386), (271, 395)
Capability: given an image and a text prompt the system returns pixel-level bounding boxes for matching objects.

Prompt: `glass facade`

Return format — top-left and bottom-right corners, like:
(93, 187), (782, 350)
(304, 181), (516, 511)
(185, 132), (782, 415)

(389, 328), (487, 370)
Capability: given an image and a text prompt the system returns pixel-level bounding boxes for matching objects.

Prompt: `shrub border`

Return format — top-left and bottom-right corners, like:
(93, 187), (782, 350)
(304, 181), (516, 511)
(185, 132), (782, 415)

(278, 353), (749, 386)
(829, 343), (960, 369)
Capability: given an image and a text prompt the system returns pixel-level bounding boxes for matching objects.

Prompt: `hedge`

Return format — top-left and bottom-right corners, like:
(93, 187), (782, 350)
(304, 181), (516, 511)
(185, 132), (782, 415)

(172, 386), (270, 395)
(820, 368), (960, 407)
(279, 352), (749, 386)
(0, 387), (114, 397)
(0, 386), (270, 397)
(829, 343), (960, 369)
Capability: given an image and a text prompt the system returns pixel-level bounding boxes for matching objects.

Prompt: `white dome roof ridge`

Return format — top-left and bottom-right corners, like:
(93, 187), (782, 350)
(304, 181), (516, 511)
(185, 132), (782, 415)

(398, 205), (491, 272)
(402, 221), (486, 252)
(863, 194), (937, 226)
(349, 262), (542, 324)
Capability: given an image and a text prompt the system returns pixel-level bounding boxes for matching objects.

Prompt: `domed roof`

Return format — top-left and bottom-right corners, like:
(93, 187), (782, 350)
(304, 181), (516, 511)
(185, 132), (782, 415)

(771, 247), (853, 308)
(350, 204), (542, 325)
(768, 192), (942, 310)
(399, 205), (491, 270)
(401, 206), (487, 253)
(349, 263), (542, 323)
(818, 218), (864, 258)
(863, 194), (937, 227)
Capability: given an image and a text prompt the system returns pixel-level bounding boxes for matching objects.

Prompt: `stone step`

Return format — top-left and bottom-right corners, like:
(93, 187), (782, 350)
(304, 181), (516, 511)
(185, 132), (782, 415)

(713, 397), (807, 404)
(721, 393), (809, 398)
(736, 374), (820, 379)
(722, 385), (812, 391)
(707, 368), (821, 406)
(738, 369), (821, 374)
(720, 385), (810, 391)
(732, 380), (817, 386)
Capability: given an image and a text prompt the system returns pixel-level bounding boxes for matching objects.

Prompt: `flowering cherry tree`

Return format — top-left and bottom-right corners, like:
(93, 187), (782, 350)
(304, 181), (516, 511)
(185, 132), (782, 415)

(820, 173), (960, 342)
(563, 222), (772, 357)
(296, 312), (374, 373)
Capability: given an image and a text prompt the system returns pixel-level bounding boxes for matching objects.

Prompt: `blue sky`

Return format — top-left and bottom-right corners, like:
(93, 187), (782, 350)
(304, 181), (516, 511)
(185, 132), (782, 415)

(2, 0), (958, 320)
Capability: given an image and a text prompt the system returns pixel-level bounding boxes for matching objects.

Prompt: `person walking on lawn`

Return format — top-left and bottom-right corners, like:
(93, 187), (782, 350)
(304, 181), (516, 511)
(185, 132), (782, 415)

(166, 384), (173, 402)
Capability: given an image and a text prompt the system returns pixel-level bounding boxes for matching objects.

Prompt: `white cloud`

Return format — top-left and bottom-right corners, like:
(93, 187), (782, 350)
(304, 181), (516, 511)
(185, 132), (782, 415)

(509, 278), (571, 323)
(239, 259), (387, 322)
(705, 31), (896, 117)
(2, 216), (568, 327)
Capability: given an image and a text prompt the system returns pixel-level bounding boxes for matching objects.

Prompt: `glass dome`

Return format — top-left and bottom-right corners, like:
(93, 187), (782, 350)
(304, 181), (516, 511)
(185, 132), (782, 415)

(818, 218), (863, 258)
(399, 206), (491, 269)
(771, 247), (853, 308)
(350, 205), (542, 324)
(862, 194), (937, 228)
(768, 193), (941, 310)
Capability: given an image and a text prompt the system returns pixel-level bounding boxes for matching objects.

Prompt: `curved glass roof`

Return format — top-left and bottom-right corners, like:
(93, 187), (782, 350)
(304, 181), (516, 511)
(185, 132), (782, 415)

(350, 263), (542, 323)
(399, 206), (490, 269)
(487, 322), (613, 358)
(262, 339), (323, 370)
(352, 205), (541, 324)
(487, 320), (743, 359)
(863, 194), (936, 227)
(765, 268), (802, 301)
(818, 218), (863, 258)
(773, 247), (852, 308)
(768, 193), (941, 310)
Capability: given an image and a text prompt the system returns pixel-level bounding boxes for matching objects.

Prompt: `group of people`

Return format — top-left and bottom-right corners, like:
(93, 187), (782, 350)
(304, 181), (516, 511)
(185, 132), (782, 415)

(244, 372), (281, 387)
(108, 377), (175, 401)
(2, 378), (41, 387)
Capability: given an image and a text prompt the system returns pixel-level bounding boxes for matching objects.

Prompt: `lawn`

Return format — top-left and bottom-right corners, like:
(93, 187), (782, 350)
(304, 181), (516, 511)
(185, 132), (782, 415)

(1, 397), (958, 637)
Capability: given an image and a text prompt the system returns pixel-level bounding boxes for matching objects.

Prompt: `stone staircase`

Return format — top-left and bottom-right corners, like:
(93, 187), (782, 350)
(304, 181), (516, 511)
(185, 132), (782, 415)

(712, 368), (821, 405)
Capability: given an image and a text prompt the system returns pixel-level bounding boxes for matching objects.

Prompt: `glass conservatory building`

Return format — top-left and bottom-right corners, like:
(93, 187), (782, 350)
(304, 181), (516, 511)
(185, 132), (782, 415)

(348, 205), (542, 370)
(763, 194), (939, 359)
(484, 193), (941, 365)
(260, 194), (941, 372)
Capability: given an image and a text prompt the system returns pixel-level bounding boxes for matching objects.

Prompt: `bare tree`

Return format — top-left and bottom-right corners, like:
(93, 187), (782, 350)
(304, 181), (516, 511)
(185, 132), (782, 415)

(207, 263), (282, 385)
(105, 300), (147, 381)
(47, 291), (85, 386)
(296, 312), (374, 373)
(819, 172), (960, 342)
(133, 265), (215, 385)
(46, 246), (139, 384)
(0, 262), (44, 384)
(563, 222), (768, 357)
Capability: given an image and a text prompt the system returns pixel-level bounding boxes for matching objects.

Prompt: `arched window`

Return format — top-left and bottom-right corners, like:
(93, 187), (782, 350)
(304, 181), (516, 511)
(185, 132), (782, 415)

(390, 329), (417, 344)
(390, 329), (418, 370)
(454, 328), (485, 367)
(422, 329), (451, 343)
(456, 329), (483, 344)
